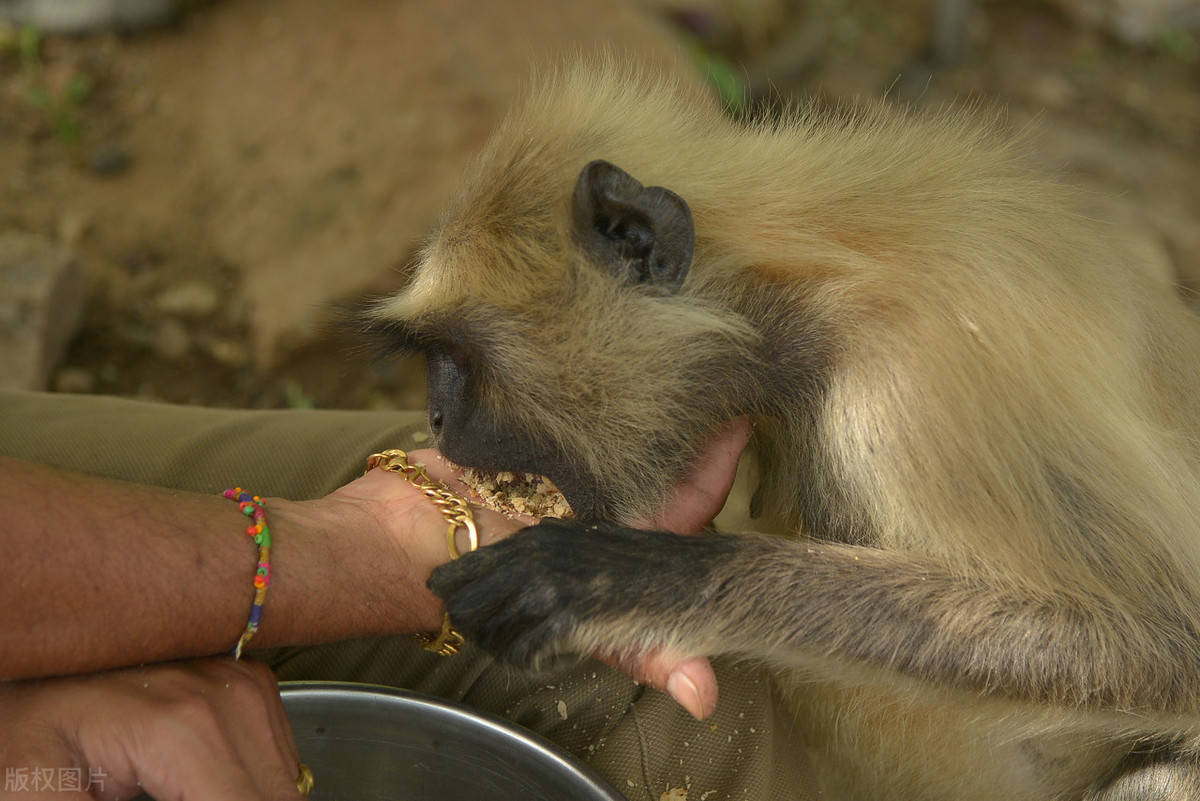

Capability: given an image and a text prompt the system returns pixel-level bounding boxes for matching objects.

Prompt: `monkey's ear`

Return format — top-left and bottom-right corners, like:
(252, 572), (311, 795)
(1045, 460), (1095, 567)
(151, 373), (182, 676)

(571, 160), (694, 294)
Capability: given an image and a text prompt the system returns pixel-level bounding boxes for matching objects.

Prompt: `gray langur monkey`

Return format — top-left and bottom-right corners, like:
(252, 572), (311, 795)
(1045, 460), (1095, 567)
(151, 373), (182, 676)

(364, 58), (1200, 801)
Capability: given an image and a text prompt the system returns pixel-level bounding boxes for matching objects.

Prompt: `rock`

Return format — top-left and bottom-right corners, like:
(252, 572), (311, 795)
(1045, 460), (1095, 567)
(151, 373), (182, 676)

(155, 281), (218, 317)
(1047, 0), (1200, 45)
(0, 230), (86, 391)
(57, 210), (91, 247)
(207, 337), (248, 367)
(53, 366), (95, 393)
(0, 0), (183, 35)
(152, 317), (190, 360)
(89, 143), (133, 177)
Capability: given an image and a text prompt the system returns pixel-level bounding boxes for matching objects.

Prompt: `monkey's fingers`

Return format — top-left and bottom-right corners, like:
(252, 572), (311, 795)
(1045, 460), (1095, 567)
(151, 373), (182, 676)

(429, 536), (580, 661)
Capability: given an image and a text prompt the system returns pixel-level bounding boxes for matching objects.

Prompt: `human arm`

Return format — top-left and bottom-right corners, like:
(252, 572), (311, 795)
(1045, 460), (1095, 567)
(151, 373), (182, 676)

(0, 450), (522, 680)
(1, 413), (745, 714)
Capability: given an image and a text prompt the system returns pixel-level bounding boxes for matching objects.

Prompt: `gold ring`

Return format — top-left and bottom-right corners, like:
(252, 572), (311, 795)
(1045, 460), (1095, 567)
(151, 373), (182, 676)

(296, 762), (314, 796)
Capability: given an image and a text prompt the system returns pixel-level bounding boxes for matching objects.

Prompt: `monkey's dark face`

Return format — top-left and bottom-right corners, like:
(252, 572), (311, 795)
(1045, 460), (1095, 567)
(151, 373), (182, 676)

(369, 160), (756, 522)
(423, 345), (599, 517)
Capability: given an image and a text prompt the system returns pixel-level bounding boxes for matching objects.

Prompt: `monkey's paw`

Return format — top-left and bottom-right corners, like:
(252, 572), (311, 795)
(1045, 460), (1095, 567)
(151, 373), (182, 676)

(427, 518), (734, 668)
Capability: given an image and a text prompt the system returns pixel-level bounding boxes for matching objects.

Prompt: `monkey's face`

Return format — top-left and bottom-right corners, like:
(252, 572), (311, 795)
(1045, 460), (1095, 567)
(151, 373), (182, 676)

(369, 159), (756, 522)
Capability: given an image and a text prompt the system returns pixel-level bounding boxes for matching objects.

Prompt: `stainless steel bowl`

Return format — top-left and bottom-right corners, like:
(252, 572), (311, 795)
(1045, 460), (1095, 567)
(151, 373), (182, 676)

(280, 681), (627, 801)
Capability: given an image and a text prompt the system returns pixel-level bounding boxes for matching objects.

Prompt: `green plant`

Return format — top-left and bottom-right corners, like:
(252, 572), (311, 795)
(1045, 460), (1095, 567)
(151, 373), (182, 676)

(15, 25), (93, 143)
(682, 37), (748, 116)
(1156, 27), (1199, 64)
(283, 379), (316, 410)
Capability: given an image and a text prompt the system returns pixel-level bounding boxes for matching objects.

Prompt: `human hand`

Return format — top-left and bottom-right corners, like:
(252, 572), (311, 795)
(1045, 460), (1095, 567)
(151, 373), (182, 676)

(0, 658), (304, 801)
(328, 419), (751, 719)
(314, 452), (530, 633)
(604, 416), (753, 719)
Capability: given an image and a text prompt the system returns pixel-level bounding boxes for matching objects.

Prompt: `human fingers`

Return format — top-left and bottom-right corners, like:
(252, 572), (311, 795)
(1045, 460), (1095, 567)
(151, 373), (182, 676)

(597, 649), (719, 720)
(638, 417), (753, 534)
(192, 659), (305, 801)
(225, 660), (303, 785)
(155, 659), (303, 798)
(597, 419), (752, 713)
(415, 424), (743, 718)
(76, 660), (306, 801)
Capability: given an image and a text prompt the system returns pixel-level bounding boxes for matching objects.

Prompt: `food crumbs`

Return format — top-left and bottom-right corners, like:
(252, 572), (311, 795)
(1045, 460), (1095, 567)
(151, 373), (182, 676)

(660, 789), (688, 801)
(457, 464), (573, 519)
(556, 699), (568, 720)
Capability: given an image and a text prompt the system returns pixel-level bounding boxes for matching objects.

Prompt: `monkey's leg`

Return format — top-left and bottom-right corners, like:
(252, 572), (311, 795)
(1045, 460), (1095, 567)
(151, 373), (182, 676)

(429, 519), (1200, 716)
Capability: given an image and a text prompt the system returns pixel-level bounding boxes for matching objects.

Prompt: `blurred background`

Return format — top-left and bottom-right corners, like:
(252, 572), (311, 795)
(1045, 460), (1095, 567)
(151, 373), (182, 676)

(1, 0), (1197, 412)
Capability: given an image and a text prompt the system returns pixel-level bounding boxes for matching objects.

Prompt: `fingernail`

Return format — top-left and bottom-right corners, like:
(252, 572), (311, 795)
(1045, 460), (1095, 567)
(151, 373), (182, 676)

(666, 671), (705, 720)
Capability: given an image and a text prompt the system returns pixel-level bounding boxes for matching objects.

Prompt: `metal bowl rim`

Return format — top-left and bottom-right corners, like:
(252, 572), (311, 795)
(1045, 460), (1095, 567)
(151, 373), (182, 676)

(279, 680), (626, 801)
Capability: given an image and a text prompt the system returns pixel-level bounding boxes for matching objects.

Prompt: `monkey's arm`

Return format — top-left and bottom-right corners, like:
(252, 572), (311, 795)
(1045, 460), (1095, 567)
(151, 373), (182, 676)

(429, 519), (1200, 714)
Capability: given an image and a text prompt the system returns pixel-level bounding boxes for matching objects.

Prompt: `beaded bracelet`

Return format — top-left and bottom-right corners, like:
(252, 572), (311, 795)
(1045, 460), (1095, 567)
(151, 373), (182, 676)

(223, 487), (271, 659)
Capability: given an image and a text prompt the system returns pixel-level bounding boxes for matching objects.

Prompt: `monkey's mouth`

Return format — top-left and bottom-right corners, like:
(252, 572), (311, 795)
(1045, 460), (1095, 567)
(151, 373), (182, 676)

(504, 465), (600, 521)
(435, 438), (601, 520)
(547, 471), (600, 520)
(456, 465), (576, 519)
(462, 463), (599, 521)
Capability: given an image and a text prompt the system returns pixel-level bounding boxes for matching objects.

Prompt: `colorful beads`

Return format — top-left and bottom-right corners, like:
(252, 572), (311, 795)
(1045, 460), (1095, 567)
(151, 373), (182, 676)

(223, 487), (272, 660)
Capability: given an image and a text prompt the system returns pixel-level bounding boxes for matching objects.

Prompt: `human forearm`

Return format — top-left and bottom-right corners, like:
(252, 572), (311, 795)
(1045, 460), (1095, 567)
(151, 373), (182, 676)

(0, 455), (462, 679)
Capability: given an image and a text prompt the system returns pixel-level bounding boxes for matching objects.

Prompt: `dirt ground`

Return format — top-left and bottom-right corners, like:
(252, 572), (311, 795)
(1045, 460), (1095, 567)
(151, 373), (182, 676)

(2, 0), (1197, 412)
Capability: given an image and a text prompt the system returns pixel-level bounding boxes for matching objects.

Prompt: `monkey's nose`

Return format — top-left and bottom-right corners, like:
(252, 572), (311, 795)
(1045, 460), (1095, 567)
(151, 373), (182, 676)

(430, 407), (444, 433)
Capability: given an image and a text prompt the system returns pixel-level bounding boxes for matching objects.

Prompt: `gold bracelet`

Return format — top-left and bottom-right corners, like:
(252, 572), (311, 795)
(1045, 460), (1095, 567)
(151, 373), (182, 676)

(365, 449), (477, 656)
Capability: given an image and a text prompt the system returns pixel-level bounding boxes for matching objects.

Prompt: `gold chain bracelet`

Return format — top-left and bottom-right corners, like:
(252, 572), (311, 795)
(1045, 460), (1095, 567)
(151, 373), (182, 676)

(365, 448), (478, 656)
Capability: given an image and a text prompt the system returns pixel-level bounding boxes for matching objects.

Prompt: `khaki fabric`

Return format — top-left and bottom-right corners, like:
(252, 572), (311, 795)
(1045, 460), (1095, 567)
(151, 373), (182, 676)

(0, 390), (817, 801)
